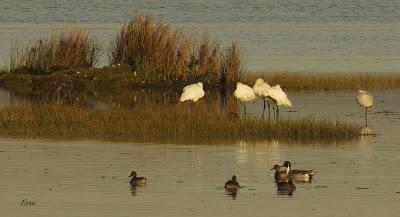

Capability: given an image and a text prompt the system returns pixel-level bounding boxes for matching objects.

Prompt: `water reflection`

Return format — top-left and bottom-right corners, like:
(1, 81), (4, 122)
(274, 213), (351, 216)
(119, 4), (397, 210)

(0, 86), (239, 114)
(276, 180), (296, 196)
(226, 190), (238, 200)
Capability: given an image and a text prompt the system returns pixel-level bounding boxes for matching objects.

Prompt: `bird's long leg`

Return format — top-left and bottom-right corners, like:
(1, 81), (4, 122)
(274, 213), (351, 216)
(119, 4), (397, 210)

(272, 103), (275, 120)
(267, 100), (271, 118)
(365, 107), (368, 127)
(243, 103), (247, 117)
(276, 105), (280, 121)
(262, 98), (266, 118)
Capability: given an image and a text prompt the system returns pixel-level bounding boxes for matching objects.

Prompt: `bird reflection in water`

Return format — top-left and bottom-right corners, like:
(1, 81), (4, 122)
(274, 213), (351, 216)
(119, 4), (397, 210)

(276, 179), (296, 196)
(226, 190), (238, 200)
(224, 175), (240, 200)
(129, 171), (146, 196)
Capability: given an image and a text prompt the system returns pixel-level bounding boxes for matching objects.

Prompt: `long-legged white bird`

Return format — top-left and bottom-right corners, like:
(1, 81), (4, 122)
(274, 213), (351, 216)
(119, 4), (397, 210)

(268, 85), (292, 118)
(180, 82), (205, 102)
(253, 78), (273, 117)
(357, 90), (373, 127)
(234, 82), (256, 115)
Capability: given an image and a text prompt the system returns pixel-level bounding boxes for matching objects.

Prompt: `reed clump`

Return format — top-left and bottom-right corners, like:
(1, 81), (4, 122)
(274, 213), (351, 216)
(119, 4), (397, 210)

(10, 29), (100, 74)
(0, 104), (360, 144)
(242, 72), (400, 90)
(109, 14), (241, 85)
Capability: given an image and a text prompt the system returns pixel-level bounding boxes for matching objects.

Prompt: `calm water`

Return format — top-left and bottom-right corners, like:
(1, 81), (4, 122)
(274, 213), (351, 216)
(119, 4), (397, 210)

(0, 89), (400, 216)
(1, 1), (400, 215)
(1, 0), (400, 72)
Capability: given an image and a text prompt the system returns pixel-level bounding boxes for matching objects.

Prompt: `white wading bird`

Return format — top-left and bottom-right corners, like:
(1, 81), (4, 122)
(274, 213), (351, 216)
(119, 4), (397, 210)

(253, 78), (273, 116)
(268, 84), (292, 118)
(357, 90), (373, 127)
(180, 82), (205, 102)
(234, 82), (256, 115)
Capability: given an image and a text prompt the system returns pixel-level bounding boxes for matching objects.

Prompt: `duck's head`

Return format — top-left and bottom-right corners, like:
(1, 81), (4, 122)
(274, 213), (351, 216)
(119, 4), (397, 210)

(270, 164), (281, 171)
(197, 82), (203, 88)
(231, 175), (237, 181)
(255, 78), (264, 85)
(281, 161), (292, 168)
(129, 171), (137, 177)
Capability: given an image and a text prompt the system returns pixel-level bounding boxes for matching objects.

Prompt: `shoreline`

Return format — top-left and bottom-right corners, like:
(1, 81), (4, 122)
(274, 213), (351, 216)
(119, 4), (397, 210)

(1, 68), (400, 92)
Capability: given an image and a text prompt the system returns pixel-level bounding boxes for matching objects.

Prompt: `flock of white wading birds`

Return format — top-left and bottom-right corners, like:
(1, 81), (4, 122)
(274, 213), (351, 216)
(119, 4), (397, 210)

(129, 79), (375, 196)
(179, 78), (374, 125)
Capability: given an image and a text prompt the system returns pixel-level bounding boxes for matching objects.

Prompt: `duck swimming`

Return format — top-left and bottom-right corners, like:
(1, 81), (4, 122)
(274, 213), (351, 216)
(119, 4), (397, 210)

(224, 175), (240, 192)
(129, 171), (146, 186)
(271, 164), (290, 182)
(281, 161), (314, 183)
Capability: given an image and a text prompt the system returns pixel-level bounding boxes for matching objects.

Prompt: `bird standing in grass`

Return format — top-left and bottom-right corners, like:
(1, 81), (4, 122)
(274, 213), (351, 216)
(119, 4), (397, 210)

(234, 82), (256, 115)
(268, 85), (292, 119)
(180, 82), (205, 102)
(357, 90), (373, 127)
(253, 78), (273, 117)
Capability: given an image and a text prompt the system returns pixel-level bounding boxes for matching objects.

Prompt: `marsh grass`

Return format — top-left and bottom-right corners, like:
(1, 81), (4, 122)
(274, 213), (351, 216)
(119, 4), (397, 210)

(109, 14), (241, 85)
(10, 29), (100, 74)
(0, 104), (360, 144)
(242, 72), (400, 90)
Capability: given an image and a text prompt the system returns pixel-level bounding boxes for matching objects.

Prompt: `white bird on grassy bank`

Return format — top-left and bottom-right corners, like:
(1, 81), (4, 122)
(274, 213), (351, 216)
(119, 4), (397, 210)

(253, 78), (273, 116)
(234, 82), (256, 115)
(180, 82), (205, 102)
(357, 90), (373, 127)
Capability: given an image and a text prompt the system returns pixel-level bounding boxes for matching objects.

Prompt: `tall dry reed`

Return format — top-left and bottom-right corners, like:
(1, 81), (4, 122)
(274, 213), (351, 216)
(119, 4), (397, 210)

(109, 14), (241, 84)
(10, 29), (99, 74)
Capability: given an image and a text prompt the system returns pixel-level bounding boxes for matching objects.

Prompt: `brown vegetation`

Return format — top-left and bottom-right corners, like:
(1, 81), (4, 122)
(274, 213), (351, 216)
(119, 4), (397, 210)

(10, 29), (99, 74)
(242, 72), (400, 90)
(109, 14), (241, 85)
(0, 104), (360, 144)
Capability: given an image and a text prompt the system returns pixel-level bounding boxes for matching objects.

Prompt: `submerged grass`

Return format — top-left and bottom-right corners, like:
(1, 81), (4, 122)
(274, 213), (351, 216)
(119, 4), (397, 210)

(0, 104), (360, 144)
(242, 72), (400, 90)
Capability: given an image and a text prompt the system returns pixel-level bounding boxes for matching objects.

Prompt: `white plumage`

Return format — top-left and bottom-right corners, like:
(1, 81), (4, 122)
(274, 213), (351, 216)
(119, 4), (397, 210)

(179, 82), (205, 102)
(253, 78), (273, 116)
(234, 82), (256, 102)
(269, 85), (292, 107)
(357, 90), (373, 108)
(253, 78), (271, 98)
(357, 90), (373, 127)
(234, 82), (256, 115)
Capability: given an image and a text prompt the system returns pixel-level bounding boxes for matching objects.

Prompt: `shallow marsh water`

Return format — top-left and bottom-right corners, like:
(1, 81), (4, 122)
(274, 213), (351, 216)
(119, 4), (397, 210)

(0, 90), (399, 216)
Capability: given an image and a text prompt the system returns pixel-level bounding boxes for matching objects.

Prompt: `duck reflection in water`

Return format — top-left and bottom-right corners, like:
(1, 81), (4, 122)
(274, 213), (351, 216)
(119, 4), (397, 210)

(224, 175), (240, 199)
(276, 179), (296, 196)
(129, 171), (146, 196)
(271, 164), (296, 196)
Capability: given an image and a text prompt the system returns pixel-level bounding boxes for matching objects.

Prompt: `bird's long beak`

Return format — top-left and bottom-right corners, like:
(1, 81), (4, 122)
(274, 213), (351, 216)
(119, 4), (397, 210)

(129, 174), (132, 177)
